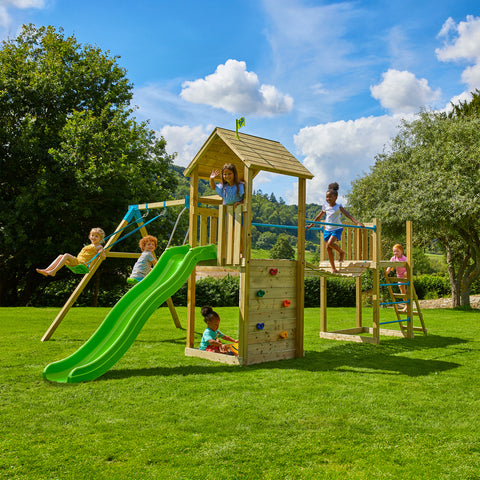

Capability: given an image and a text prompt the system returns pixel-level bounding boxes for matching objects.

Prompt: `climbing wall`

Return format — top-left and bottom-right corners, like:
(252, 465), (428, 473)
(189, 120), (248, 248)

(245, 259), (297, 365)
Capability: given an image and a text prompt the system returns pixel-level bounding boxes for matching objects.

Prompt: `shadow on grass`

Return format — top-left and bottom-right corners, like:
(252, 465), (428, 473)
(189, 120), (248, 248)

(100, 334), (465, 381)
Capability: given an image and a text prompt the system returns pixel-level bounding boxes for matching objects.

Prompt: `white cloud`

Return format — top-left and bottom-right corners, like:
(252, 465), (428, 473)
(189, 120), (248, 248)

(461, 64), (480, 91)
(436, 15), (480, 92)
(293, 114), (411, 204)
(0, 0), (45, 30)
(180, 59), (293, 116)
(444, 91), (473, 114)
(159, 124), (213, 168)
(370, 69), (441, 114)
(436, 15), (480, 63)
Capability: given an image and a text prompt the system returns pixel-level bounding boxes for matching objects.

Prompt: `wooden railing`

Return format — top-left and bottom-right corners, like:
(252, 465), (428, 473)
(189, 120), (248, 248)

(194, 197), (243, 266)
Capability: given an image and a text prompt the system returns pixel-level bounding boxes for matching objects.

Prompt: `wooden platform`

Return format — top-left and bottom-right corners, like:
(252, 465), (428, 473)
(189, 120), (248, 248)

(306, 261), (371, 278)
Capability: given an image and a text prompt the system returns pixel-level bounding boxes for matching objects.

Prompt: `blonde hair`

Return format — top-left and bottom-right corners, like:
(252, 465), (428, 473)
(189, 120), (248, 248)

(90, 228), (105, 242)
(393, 244), (404, 254)
(139, 235), (158, 251)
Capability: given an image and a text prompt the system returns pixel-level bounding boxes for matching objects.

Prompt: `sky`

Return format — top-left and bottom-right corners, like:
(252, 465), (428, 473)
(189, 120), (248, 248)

(2, 0), (480, 205)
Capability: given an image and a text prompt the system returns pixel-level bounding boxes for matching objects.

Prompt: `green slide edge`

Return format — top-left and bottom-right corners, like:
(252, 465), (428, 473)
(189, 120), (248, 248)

(43, 244), (217, 383)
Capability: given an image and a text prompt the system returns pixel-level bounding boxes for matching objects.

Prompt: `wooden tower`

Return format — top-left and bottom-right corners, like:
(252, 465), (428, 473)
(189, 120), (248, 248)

(183, 127), (313, 365)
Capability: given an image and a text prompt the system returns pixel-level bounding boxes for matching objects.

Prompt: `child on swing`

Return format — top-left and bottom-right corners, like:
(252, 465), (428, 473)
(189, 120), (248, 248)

(128, 235), (158, 283)
(36, 227), (106, 277)
(199, 306), (238, 355)
(307, 182), (364, 273)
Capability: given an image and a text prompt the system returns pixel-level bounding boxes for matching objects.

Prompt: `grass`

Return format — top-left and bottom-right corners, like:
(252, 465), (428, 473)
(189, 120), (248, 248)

(1, 306), (480, 479)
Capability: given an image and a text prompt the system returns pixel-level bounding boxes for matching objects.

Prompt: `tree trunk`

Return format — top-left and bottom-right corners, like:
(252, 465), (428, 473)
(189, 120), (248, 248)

(446, 244), (470, 308)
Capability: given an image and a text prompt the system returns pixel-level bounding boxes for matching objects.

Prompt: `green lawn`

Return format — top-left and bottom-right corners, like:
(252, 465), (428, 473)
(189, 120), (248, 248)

(1, 306), (480, 479)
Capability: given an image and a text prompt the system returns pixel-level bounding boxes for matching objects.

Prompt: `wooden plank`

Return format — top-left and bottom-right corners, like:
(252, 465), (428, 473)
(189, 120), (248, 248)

(364, 327), (407, 338)
(319, 332), (378, 343)
(247, 297), (297, 312)
(248, 285), (296, 299)
(209, 216), (217, 245)
(194, 206), (219, 218)
(217, 205), (225, 265)
(135, 198), (186, 210)
(106, 252), (141, 258)
(356, 276), (362, 328)
(329, 327), (366, 334)
(184, 348), (240, 365)
(226, 207), (234, 265)
(248, 277), (296, 290)
(233, 204), (242, 266)
(247, 308), (297, 324)
(245, 349), (297, 365)
(248, 326), (296, 345)
(199, 215), (208, 246)
(248, 337), (296, 355)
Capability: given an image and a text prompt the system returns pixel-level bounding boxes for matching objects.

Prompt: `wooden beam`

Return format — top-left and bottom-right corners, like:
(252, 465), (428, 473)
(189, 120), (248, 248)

(295, 177), (306, 358)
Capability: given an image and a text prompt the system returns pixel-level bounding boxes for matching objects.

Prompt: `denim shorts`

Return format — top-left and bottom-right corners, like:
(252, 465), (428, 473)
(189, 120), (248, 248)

(324, 228), (343, 242)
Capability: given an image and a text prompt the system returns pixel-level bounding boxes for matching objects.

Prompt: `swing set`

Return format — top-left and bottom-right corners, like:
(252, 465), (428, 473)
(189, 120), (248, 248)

(41, 198), (189, 341)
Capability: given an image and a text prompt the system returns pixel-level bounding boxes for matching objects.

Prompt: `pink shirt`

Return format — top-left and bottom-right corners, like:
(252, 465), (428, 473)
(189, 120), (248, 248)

(390, 254), (407, 278)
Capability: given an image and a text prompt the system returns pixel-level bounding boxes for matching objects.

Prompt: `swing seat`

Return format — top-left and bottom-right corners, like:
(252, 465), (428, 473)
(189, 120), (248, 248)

(67, 264), (90, 274)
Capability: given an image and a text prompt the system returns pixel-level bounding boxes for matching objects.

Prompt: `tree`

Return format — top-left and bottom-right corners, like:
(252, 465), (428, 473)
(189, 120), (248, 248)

(256, 231), (277, 250)
(0, 25), (178, 305)
(271, 234), (295, 260)
(348, 109), (480, 307)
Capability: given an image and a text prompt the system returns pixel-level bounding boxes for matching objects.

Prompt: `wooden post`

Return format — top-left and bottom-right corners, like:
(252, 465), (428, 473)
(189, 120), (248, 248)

(296, 178), (306, 358)
(320, 240), (327, 334)
(371, 218), (380, 343)
(355, 228), (363, 328)
(186, 168), (199, 348)
(239, 166), (253, 363)
(406, 220), (414, 339)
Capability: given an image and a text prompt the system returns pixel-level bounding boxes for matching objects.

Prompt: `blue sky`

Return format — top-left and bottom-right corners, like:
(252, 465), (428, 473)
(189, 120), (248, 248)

(2, 0), (480, 204)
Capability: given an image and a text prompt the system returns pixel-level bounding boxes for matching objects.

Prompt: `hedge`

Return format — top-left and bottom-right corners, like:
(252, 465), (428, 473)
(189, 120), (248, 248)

(31, 272), (480, 308)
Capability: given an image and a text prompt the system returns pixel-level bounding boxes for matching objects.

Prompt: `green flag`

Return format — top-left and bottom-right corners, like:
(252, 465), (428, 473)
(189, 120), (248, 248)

(236, 117), (245, 139)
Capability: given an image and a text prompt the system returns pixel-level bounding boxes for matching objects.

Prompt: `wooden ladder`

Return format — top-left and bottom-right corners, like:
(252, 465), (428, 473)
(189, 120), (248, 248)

(382, 269), (427, 336)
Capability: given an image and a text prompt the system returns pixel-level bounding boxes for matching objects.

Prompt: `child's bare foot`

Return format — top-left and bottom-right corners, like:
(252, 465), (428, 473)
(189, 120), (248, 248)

(36, 268), (50, 277)
(400, 306), (407, 313)
(331, 268), (338, 274)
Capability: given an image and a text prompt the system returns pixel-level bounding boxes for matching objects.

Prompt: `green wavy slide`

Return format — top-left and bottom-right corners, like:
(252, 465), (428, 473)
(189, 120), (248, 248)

(43, 244), (217, 383)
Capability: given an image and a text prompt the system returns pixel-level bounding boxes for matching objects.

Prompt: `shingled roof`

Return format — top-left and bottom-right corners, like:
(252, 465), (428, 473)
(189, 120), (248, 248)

(184, 127), (313, 181)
